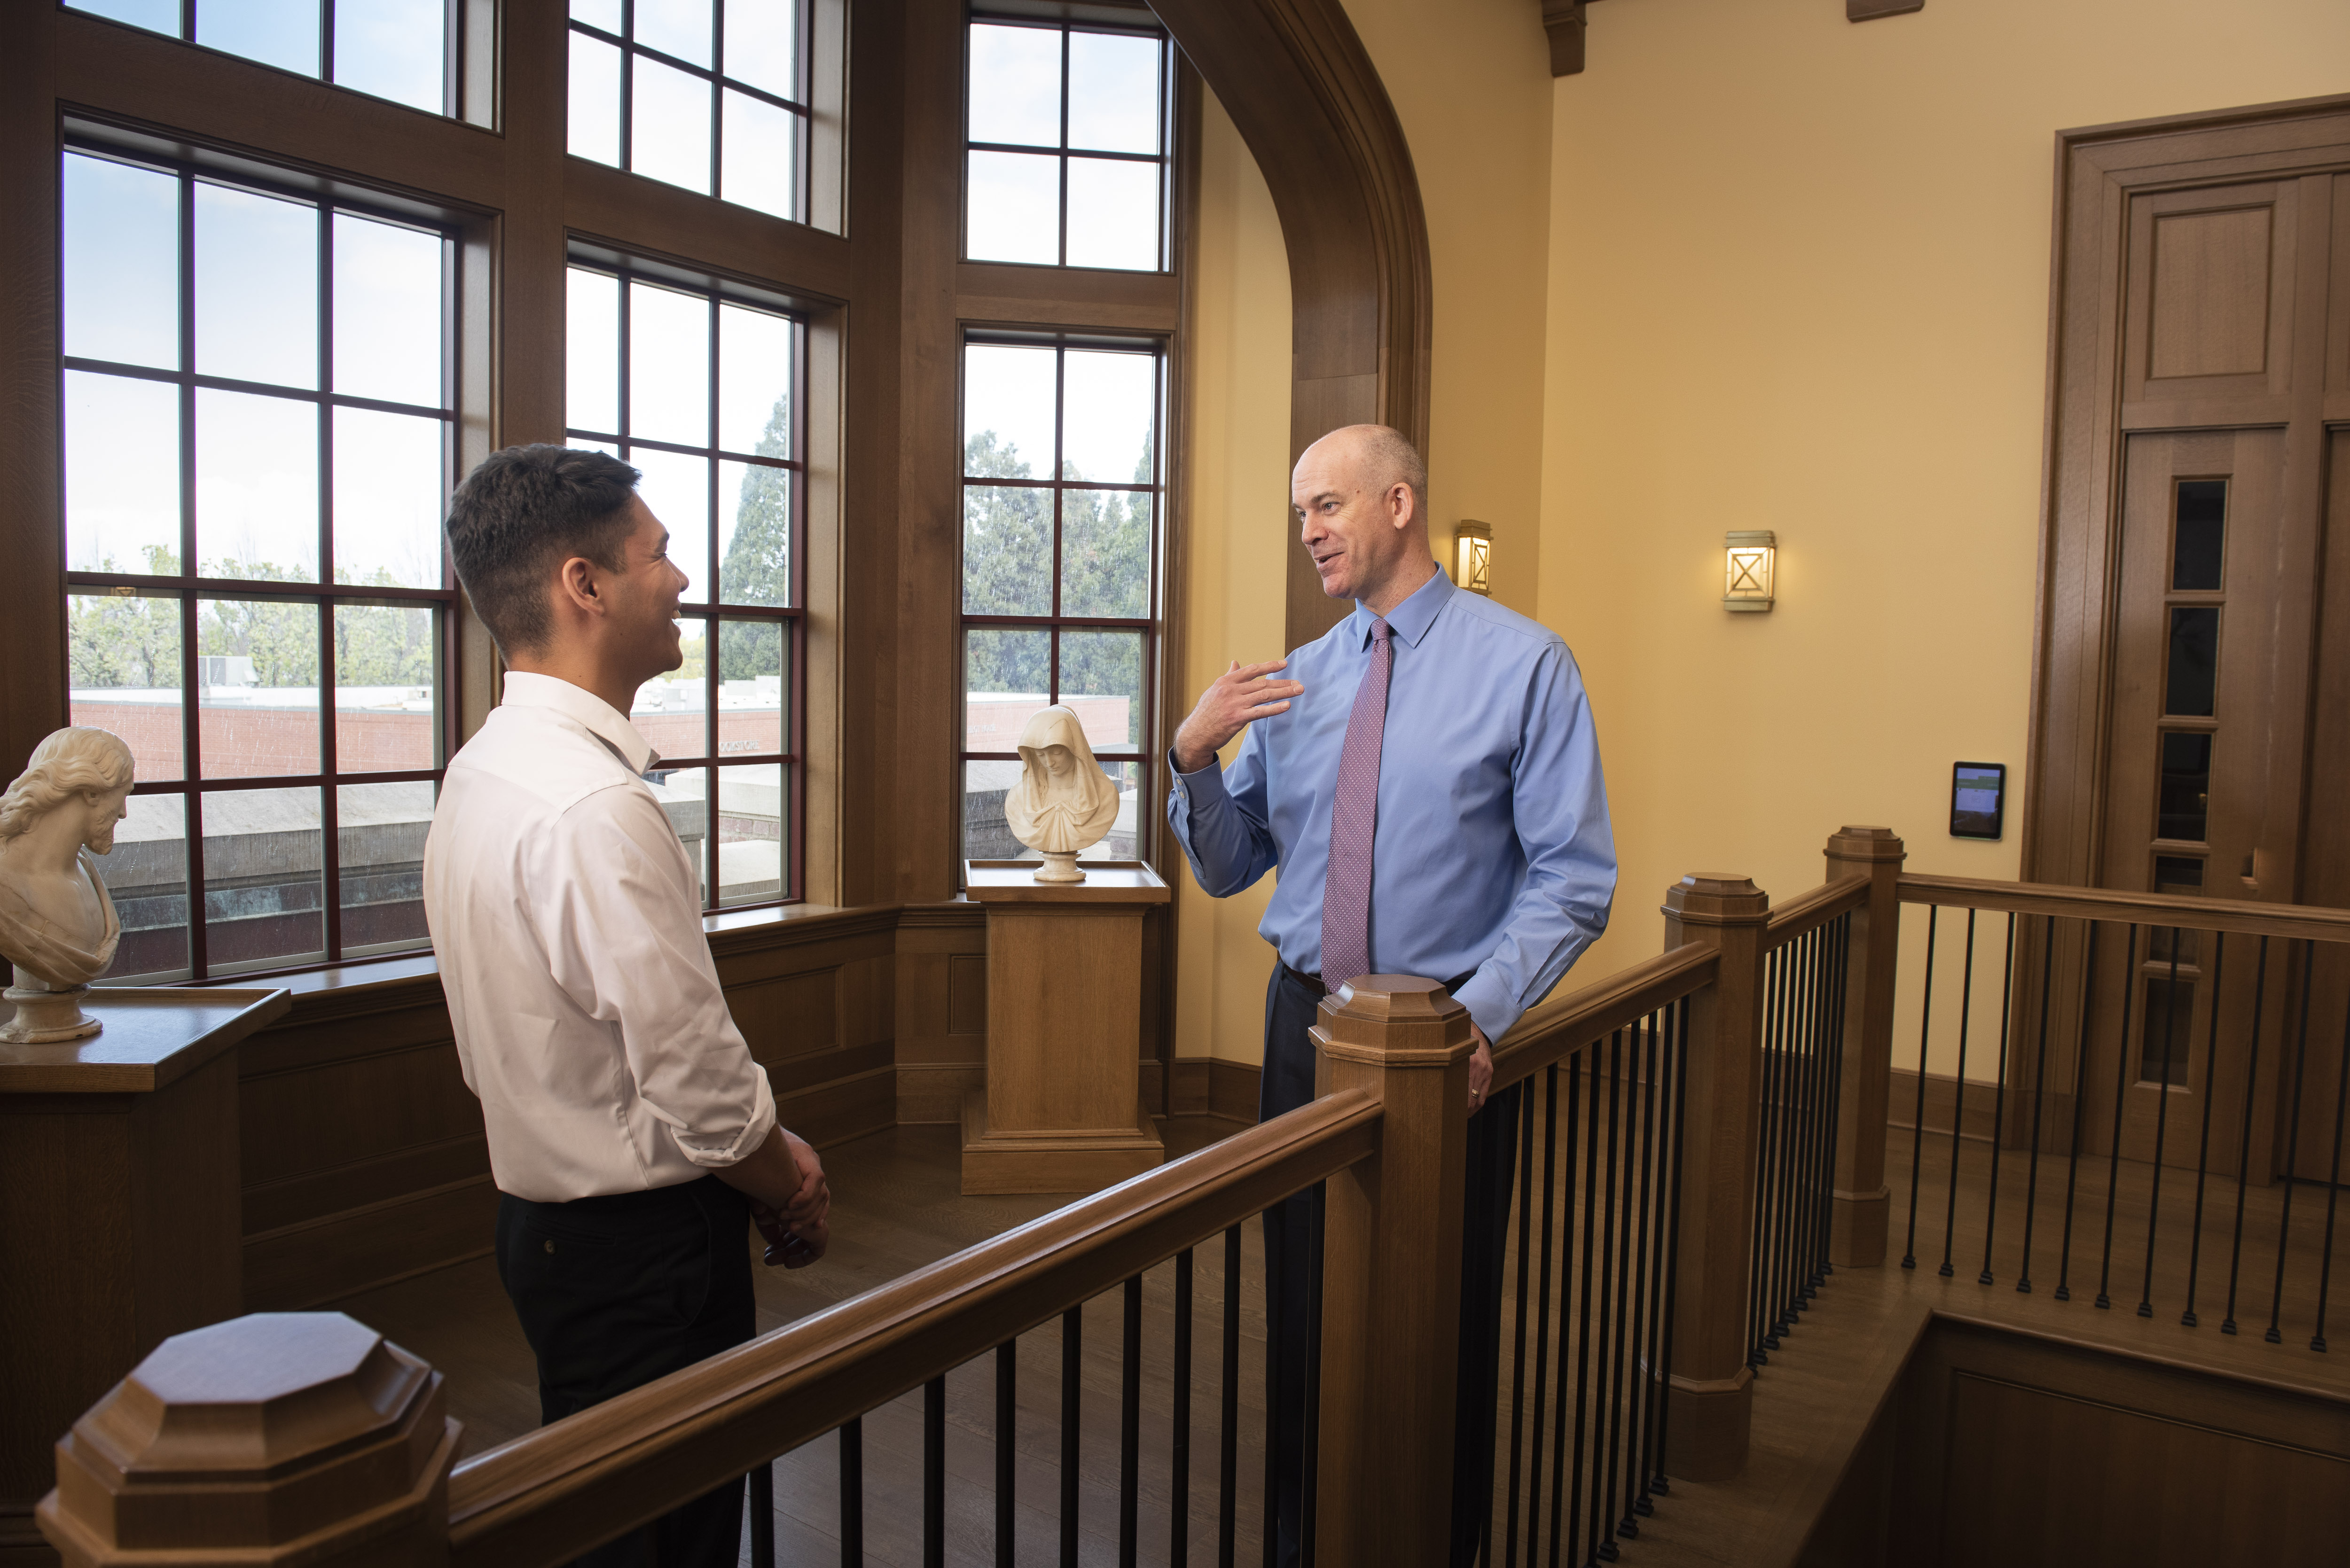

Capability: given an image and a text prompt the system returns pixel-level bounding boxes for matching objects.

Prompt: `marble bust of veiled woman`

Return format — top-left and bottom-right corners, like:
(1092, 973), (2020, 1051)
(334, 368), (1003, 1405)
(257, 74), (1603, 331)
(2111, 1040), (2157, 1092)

(1003, 705), (1121, 883)
(0, 727), (134, 1043)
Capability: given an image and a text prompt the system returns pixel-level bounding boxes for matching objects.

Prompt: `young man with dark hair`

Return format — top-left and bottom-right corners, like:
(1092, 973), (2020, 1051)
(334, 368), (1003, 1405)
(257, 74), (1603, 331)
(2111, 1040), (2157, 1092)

(427, 444), (830, 1567)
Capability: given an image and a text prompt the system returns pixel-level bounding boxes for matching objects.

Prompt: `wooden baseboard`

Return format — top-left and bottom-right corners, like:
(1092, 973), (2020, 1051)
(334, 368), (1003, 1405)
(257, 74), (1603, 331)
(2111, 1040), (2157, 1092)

(1209, 1059), (1261, 1123)
(1889, 1069), (2074, 1150)
(897, 1062), (984, 1125)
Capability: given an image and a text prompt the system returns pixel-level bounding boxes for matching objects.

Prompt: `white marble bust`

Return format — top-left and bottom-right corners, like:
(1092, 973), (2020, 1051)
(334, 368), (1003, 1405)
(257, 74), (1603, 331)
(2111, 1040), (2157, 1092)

(0, 727), (134, 1043)
(1003, 706), (1121, 883)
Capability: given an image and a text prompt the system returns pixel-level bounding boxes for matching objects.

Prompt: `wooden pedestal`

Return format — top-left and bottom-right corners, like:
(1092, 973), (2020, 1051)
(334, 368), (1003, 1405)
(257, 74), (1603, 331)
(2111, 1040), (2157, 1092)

(0, 986), (289, 1562)
(959, 861), (1167, 1196)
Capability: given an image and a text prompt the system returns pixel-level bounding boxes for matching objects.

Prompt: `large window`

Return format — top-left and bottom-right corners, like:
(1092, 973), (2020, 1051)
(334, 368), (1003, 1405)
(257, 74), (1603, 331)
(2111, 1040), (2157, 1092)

(64, 0), (457, 117)
(565, 263), (804, 909)
(60, 146), (457, 980)
(960, 337), (1161, 866)
(568, 0), (811, 223)
(964, 14), (1170, 271)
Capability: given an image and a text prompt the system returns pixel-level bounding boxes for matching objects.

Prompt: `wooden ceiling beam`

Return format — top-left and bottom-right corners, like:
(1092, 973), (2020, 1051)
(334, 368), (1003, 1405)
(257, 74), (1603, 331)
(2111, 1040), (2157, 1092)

(1545, 0), (1925, 80)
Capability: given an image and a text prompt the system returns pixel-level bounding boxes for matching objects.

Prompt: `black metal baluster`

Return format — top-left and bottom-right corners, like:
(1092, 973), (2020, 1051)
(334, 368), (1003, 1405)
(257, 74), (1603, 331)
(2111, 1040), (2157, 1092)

(1636, 1001), (1680, 1516)
(750, 1459), (775, 1568)
(1586, 1034), (1626, 1565)
(1302, 1182), (1324, 1568)
(2267, 955), (2317, 1345)
(997, 1340), (1017, 1566)
(1754, 947), (1788, 1354)
(1064, 1305), (1083, 1568)
(2183, 932), (2229, 1327)
(1261, 1233), (1277, 1568)
(1522, 1065), (1563, 1568)
(1504, 1069), (1540, 1568)
(1980, 914), (2018, 1285)
(1556, 1052), (1600, 1566)
(924, 1375), (946, 1568)
(1219, 1225), (1240, 1568)
(1652, 1001), (1692, 1499)
(839, 1417), (863, 1568)
(2309, 997), (2350, 1352)
(1174, 1249), (1193, 1568)
(1774, 934), (1812, 1330)
(1121, 1275), (1143, 1567)
(2017, 915), (2060, 1294)
(2054, 921), (2104, 1302)
(2094, 925), (2142, 1310)
(1904, 906), (1939, 1269)
(2222, 938), (2272, 1336)
(2138, 928), (2186, 1317)
(1618, 1010), (1663, 1540)
(1795, 928), (1829, 1308)
(1599, 1028), (1638, 1561)
(1942, 911), (1979, 1278)
(1812, 921), (1851, 1297)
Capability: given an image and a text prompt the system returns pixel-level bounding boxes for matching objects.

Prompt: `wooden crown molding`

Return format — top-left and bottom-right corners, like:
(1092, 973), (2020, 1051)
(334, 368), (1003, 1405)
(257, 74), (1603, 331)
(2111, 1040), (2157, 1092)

(1547, 1), (1924, 80)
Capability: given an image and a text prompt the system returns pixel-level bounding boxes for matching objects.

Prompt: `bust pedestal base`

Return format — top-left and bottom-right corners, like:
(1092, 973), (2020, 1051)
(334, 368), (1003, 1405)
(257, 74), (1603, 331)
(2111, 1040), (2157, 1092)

(0, 985), (99, 1044)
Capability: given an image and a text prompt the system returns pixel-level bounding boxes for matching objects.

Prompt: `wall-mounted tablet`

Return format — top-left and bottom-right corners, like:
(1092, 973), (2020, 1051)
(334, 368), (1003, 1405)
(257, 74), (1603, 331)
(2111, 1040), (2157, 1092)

(1950, 762), (2006, 840)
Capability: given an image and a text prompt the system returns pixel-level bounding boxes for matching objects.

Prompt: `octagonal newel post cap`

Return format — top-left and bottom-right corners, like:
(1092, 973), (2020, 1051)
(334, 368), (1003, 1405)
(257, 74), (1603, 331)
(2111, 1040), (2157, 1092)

(1313, 974), (1474, 1068)
(1661, 874), (1770, 928)
(1826, 825), (1907, 863)
(42, 1311), (458, 1563)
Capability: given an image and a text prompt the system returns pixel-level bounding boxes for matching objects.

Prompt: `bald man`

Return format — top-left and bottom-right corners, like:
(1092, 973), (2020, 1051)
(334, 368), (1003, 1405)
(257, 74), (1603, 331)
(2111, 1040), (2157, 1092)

(1167, 425), (1616, 1567)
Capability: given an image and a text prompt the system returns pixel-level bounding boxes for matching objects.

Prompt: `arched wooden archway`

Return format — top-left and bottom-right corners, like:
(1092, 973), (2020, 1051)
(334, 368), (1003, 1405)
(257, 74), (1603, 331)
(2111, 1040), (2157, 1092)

(1151, 0), (1434, 648)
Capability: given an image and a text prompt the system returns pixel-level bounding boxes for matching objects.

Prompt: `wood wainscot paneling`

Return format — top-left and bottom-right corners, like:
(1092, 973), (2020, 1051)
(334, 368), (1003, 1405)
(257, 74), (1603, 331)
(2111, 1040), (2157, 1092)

(1142, 1057), (1262, 1122)
(894, 902), (988, 1123)
(710, 906), (900, 1149)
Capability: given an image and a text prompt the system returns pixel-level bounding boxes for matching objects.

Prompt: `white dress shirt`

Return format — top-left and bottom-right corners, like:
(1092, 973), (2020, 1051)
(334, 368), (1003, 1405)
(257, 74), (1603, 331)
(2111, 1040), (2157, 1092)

(423, 671), (777, 1203)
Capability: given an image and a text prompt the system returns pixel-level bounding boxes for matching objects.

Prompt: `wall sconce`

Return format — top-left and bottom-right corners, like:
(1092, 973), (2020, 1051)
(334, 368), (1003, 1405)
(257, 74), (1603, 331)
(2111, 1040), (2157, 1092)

(1454, 520), (1493, 597)
(1723, 530), (1776, 612)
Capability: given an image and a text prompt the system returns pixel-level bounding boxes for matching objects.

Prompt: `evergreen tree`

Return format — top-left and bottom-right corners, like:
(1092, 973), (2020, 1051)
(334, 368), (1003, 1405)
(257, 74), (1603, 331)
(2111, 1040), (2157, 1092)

(719, 393), (793, 681)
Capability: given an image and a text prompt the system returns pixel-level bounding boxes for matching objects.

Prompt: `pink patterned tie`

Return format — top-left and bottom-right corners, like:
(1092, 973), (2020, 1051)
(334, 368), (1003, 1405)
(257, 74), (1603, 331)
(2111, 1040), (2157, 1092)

(1320, 618), (1392, 990)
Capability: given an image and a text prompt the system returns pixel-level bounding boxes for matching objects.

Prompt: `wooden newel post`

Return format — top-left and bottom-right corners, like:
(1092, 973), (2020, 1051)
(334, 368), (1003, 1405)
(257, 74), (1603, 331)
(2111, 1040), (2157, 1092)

(1825, 826), (1905, 1267)
(38, 1312), (459, 1567)
(1661, 873), (1770, 1482)
(1309, 975), (1473, 1567)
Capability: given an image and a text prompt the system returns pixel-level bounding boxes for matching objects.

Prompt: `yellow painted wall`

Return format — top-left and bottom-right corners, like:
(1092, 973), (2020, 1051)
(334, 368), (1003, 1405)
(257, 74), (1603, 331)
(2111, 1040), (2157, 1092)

(1541, 0), (2350, 1076)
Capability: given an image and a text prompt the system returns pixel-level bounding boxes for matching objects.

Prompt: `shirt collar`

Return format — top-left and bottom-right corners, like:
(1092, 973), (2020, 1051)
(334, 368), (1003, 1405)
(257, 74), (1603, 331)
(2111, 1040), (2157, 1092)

(499, 671), (657, 774)
(1351, 565), (1455, 650)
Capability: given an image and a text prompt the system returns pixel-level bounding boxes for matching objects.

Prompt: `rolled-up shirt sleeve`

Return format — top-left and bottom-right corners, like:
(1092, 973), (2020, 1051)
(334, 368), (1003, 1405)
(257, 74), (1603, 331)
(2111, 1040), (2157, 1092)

(1451, 648), (1618, 1045)
(1167, 723), (1280, 897)
(539, 789), (778, 1169)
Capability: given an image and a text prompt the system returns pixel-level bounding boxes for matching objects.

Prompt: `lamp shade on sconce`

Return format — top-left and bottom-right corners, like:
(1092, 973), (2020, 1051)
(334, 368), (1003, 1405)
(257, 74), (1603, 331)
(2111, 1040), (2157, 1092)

(1724, 530), (1775, 612)
(1454, 520), (1493, 597)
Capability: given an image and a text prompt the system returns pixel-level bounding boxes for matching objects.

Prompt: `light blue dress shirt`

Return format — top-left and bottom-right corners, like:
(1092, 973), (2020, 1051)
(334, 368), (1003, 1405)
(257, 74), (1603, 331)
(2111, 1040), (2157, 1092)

(1166, 569), (1617, 1045)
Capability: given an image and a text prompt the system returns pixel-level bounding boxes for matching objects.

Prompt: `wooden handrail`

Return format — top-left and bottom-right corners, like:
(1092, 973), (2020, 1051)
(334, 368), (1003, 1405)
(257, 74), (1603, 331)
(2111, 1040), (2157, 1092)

(1898, 872), (2350, 944)
(443, 1088), (1383, 1568)
(1764, 873), (1869, 948)
(1489, 942), (1720, 1092)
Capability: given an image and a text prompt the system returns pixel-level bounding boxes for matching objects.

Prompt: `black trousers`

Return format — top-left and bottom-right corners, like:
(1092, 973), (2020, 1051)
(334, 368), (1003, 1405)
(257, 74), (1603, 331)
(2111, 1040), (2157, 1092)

(495, 1174), (757, 1568)
(1261, 964), (1522, 1568)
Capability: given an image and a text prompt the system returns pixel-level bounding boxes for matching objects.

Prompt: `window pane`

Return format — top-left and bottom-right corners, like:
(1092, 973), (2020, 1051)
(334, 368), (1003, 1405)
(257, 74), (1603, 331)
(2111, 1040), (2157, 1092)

(63, 153), (179, 370)
(1066, 32), (1159, 154)
(195, 183), (318, 389)
(197, 598), (321, 778)
(98, 792), (188, 982)
(334, 213), (442, 407)
(965, 629), (1051, 752)
(633, 448), (711, 597)
(725, 0), (798, 99)
(2165, 606), (2218, 718)
(2173, 480), (2226, 591)
(718, 619), (786, 757)
(1095, 758), (1141, 858)
(636, 617), (709, 759)
(65, 371), (181, 574)
(966, 151), (1060, 265)
(334, 0), (447, 113)
(1060, 349), (1154, 482)
(196, 389), (319, 580)
(964, 343), (1057, 476)
(963, 484), (1052, 615)
(718, 304), (794, 456)
(68, 0), (178, 31)
(718, 461), (791, 606)
(339, 780), (435, 950)
(637, 0), (713, 68)
(2157, 732), (2211, 843)
(1064, 156), (1159, 271)
(1060, 490), (1150, 619)
(632, 55), (714, 194)
(968, 23), (1061, 148)
(569, 32), (623, 165)
(333, 604), (437, 771)
(628, 281), (710, 445)
(572, 0), (622, 29)
(70, 591), (184, 782)
(963, 758), (1027, 863)
(643, 765), (708, 899)
(201, 787), (324, 971)
(717, 762), (785, 903)
(566, 268), (621, 434)
(1060, 629), (1142, 749)
(720, 89), (799, 220)
(333, 407), (445, 588)
(196, 0), (321, 78)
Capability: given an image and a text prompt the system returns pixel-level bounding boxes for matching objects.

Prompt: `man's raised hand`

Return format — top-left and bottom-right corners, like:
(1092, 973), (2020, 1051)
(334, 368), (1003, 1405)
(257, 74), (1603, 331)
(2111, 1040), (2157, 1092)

(1172, 660), (1306, 772)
